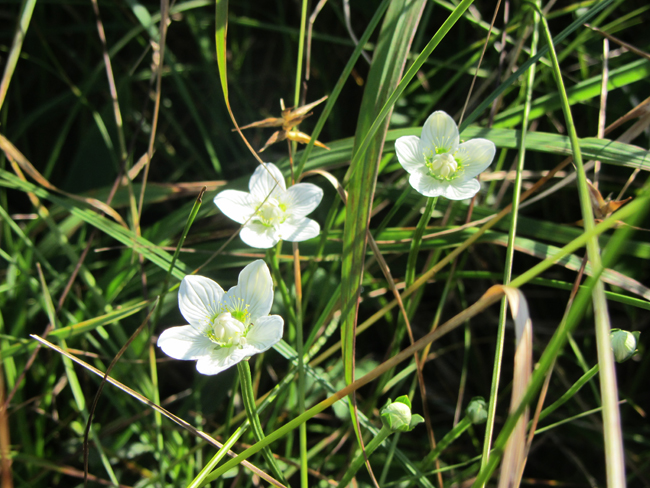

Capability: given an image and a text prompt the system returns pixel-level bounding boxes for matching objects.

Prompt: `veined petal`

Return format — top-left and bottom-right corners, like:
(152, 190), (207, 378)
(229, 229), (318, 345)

(421, 111), (459, 155)
(282, 183), (323, 217)
(213, 190), (255, 224)
(240, 222), (280, 249)
(278, 216), (320, 242)
(157, 325), (215, 360)
(455, 139), (496, 180)
(195, 346), (247, 375)
(179, 275), (224, 328)
(244, 315), (283, 354)
(249, 162), (286, 200)
(444, 178), (481, 200)
(408, 172), (448, 198)
(225, 260), (274, 319)
(394, 135), (425, 174)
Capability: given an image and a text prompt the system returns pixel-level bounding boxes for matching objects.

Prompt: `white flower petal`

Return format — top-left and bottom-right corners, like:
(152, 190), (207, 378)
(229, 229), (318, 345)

(421, 111), (459, 155)
(245, 315), (284, 354)
(444, 178), (481, 200)
(282, 183), (323, 217)
(178, 275), (224, 328)
(157, 325), (215, 360)
(249, 163), (286, 200)
(455, 139), (496, 180)
(278, 216), (320, 242)
(240, 222), (281, 248)
(195, 346), (247, 375)
(394, 135), (425, 174)
(408, 172), (448, 198)
(214, 190), (255, 224)
(226, 260), (274, 319)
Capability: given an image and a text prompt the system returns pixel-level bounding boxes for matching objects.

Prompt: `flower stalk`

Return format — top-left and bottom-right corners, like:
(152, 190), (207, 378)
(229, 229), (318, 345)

(237, 360), (287, 484)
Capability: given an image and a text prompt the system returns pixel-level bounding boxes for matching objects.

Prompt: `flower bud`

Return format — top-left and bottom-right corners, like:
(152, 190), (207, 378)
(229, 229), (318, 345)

(466, 397), (488, 425)
(380, 395), (424, 432)
(610, 329), (639, 363)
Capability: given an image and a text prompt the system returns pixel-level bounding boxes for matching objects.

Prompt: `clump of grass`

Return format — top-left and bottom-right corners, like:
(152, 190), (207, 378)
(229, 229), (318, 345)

(1, 1), (649, 487)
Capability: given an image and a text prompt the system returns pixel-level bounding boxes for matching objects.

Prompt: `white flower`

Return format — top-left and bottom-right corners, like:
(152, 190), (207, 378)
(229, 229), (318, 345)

(157, 260), (284, 375)
(395, 111), (496, 200)
(214, 162), (323, 248)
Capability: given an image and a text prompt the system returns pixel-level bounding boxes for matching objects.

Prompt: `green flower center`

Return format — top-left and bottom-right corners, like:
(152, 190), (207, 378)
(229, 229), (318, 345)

(207, 312), (247, 347)
(425, 152), (462, 181)
(254, 198), (287, 227)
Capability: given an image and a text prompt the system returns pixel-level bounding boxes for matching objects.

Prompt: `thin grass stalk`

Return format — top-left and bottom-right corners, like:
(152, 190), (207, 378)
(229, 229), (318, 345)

(292, 240), (308, 488)
(152, 187), (205, 328)
(0, 0), (37, 111)
(532, 6), (625, 486)
(237, 361), (287, 484)
(294, 0), (308, 107)
(291, 4), (310, 470)
(480, 4), (539, 480)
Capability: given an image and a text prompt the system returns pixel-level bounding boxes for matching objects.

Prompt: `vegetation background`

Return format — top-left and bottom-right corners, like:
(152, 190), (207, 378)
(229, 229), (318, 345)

(0, 0), (649, 487)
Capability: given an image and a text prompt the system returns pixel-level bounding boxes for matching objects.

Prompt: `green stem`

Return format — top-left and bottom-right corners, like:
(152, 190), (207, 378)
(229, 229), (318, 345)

(292, 241), (309, 488)
(187, 426), (244, 488)
(481, 5), (539, 478)
(293, 0), (308, 107)
(237, 360), (287, 485)
(267, 247), (299, 331)
(405, 197), (437, 290)
(338, 426), (392, 488)
(531, 5), (625, 487)
(421, 416), (472, 467)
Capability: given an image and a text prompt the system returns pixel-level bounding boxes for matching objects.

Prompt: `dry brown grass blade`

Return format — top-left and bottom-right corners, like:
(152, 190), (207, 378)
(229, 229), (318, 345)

(0, 0), (35, 112)
(585, 24), (650, 62)
(458, 0), (502, 126)
(121, 152), (150, 185)
(498, 287), (533, 488)
(137, 0), (170, 228)
(236, 117), (285, 130)
(90, 0), (127, 161)
(0, 134), (128, 228)
(260, 130), (288, 152)
(284, 95), (328, 120)
(19, 457), (131, 487)
(593, 38), (609, 187)
(30, 335), (288, 488)
(306, 0), (329, 81)
(522, 256), (588, 485)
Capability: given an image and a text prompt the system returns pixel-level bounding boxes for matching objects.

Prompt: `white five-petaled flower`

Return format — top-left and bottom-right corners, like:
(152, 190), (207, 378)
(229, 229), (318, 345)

(395, 111), (496, 200)
(214, 162), (323, 249)
(157, 260), (283, 375)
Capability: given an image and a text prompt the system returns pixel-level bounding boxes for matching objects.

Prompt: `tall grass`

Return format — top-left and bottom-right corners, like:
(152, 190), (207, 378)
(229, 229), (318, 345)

(1, 1), (649, 487)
